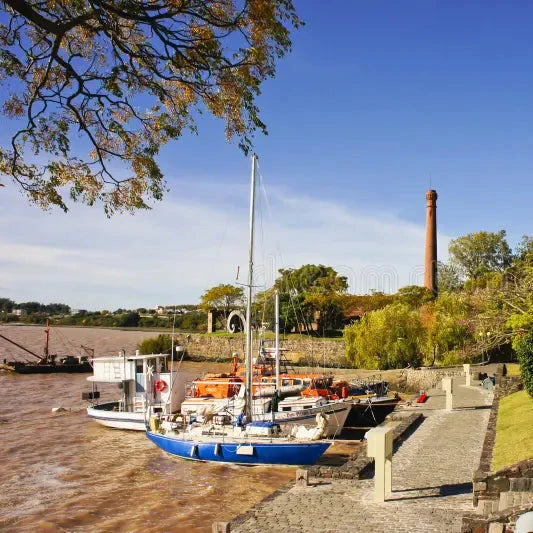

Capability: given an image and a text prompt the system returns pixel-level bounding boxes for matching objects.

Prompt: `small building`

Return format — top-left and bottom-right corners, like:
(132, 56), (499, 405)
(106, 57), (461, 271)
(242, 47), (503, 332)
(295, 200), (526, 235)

(11, 309), (27, 317)
(342, 308), (365, 327)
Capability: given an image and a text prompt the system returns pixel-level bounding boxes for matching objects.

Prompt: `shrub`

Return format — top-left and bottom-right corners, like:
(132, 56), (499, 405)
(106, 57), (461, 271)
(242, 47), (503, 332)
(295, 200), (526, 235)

(515, 332), (533, 398)
(441, 350), (463, 366)
(117, 312), (140, 327)
(344, 303), (424, 369)
(138, 334), (173, 355)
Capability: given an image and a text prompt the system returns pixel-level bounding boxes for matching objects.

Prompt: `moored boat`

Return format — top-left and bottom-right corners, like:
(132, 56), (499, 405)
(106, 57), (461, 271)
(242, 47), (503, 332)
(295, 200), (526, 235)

(146, 155), (332, 466)
(85, 351), (186, 430)
(0, 322), (92, 374)
(146, 419), (330, 465)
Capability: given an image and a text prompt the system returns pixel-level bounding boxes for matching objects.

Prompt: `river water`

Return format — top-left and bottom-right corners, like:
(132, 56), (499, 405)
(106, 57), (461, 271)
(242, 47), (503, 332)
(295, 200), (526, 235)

(0, 364), (295, 532)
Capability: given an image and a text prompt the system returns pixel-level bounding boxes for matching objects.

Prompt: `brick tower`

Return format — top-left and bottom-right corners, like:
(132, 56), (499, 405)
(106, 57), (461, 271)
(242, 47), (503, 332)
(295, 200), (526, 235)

(424, 189), (438, 295)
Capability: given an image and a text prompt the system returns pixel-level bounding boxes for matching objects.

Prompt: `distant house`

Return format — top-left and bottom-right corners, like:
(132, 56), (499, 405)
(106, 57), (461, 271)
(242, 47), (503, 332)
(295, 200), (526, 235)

(70, 309), (87, 316)
(147, 306), (166, 315)
(12, 309), (27, 317)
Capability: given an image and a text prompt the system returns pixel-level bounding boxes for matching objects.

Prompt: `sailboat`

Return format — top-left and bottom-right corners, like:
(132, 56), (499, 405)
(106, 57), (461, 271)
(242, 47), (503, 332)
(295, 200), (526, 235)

(180, 291), (351, 438)
(145, 155), (331, 465)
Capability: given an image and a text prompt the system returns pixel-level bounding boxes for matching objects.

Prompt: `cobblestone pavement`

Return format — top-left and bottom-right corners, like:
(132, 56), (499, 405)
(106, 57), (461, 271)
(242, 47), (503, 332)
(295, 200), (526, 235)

(231, 379), (493, 533)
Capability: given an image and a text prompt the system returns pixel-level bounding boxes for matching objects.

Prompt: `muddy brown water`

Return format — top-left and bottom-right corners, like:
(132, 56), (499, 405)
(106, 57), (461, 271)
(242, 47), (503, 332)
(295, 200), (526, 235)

(0, 326), (300, 532)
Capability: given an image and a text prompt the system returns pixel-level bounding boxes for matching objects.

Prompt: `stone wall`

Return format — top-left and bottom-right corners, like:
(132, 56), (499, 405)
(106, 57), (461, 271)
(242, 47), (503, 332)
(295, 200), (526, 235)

(462, 501), (533, 533)
(401, 363), (506, 392)
(171, 333), (348, 367)
(471, 376), (526, 517)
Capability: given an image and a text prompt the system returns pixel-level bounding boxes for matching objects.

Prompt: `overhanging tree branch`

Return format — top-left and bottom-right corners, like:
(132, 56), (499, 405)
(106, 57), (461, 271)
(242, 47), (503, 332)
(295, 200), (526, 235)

(0, 0), (302, 214)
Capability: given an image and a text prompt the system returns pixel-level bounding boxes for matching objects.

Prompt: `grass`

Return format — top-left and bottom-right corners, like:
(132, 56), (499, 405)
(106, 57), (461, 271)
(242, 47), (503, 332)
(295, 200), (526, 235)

(506, 363), (521, 377)
(491, 389), (533, 471)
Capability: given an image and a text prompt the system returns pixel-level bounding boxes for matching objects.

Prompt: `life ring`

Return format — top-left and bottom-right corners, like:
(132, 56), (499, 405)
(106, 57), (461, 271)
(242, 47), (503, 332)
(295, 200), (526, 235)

(155, 379), (167, 393)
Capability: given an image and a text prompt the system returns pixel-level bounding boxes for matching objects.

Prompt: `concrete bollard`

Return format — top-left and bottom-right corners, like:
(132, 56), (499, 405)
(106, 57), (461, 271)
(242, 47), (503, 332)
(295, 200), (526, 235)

(463, 364), (471, 386)
(212, 522), (230, 533)
(366, 425), (394, 502)
(296, 468), (309, 487)
(442, 377), (453, 411)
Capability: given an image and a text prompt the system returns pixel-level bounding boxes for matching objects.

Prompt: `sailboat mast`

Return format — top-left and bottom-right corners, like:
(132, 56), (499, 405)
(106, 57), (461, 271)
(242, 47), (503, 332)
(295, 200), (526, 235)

(44, 319), (50, 357)
(245, 154), (258, 421)
(275, 289), (280, 390)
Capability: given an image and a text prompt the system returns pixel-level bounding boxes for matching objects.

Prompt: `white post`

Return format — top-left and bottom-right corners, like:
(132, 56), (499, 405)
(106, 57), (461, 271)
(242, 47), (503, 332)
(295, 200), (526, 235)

(121, 349), (126, 411)
(275, 289), (280, 390)
(366, 426), (394, 502)
(463, 364), (471, 386)
(212, 522), (230, 533)
(442, 377), (453, 411)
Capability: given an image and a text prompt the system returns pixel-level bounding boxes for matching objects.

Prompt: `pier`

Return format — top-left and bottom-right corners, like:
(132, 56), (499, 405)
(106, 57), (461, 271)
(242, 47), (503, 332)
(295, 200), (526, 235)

(230, 377), (493, 533)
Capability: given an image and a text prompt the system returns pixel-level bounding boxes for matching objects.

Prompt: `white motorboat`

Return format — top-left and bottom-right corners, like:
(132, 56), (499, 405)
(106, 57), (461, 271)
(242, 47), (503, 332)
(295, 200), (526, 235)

(85, 351), (186, 430)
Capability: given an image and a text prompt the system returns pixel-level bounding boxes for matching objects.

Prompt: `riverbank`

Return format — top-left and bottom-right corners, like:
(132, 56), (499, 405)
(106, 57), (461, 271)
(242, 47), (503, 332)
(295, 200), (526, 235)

(0, 325), (507, 395)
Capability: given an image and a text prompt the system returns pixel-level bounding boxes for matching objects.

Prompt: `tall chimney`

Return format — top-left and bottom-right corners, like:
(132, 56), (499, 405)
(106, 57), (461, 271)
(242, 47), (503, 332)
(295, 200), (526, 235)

(424, 189), (438, 295)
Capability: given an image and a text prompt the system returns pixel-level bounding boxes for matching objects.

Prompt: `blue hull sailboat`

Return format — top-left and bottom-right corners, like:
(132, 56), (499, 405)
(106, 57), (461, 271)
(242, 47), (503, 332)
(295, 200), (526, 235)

(145, 155), (331, 466)
(146, 430), (329, 465)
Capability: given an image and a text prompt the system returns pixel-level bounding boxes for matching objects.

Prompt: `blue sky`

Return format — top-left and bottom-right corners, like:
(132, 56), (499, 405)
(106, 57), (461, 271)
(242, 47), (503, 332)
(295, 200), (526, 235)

(2, 0), (533, 308)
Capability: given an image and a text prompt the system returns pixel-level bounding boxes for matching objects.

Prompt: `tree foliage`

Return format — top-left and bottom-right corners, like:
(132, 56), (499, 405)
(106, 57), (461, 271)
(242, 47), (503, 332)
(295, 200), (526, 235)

(200, 283), (244, 322)
(0, 0), (301, 214)
(0, 298), (15, 312)
(116, 311), (140, 327)
(448, 230), (513, 279)
(421, 291), (472, 365)
(515, 331), (533, 398)
(345, 303), (424, 369)
(341, 292), (395, 315)
(265, 264), (348, 334)
(13, 300), (70, 314)
(394, 285), (434, 309)
(437, 261), (463, 292)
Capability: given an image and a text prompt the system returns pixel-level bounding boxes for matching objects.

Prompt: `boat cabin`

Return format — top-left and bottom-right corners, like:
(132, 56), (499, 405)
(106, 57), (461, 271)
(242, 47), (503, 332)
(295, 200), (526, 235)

(87, 351), (185, 415)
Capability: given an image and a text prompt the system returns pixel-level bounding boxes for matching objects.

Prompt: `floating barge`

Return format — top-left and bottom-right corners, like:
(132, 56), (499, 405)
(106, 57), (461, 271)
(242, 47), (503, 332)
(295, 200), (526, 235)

(0, 322), (92, 374)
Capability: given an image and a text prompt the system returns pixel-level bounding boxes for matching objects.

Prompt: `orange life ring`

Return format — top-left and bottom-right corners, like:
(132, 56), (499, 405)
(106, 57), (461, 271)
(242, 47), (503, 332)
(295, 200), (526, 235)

(155, 379), (167, 393)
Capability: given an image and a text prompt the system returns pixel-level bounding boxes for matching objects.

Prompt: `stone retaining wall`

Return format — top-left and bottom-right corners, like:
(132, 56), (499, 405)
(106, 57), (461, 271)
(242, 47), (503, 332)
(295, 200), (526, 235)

(172, 333), (348, 366)
(471, 376), (527, 517)
(474, 458), (533, 515)
(402, 363), (507, 393)
(306, 412), (423, 479)
(462, 501), (533, 533)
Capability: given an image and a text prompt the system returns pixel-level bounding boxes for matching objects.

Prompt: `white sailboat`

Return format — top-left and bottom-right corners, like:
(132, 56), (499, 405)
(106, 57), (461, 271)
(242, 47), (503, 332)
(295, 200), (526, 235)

(180, 290), (351, 437)
(145, 155), (332, 465)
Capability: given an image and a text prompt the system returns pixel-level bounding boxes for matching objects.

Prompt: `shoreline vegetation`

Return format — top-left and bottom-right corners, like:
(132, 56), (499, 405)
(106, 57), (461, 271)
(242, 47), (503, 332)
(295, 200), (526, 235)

(1, 321), (344, 340)
(6, 227), (533, 374)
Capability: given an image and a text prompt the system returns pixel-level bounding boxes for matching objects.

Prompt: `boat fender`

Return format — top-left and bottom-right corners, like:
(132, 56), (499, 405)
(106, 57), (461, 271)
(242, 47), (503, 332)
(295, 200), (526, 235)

(155, 379), (167, 393)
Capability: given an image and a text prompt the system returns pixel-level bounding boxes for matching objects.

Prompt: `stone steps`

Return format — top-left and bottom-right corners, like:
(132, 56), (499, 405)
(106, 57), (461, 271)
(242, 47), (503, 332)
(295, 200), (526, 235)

(499, 490), (533, 511)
